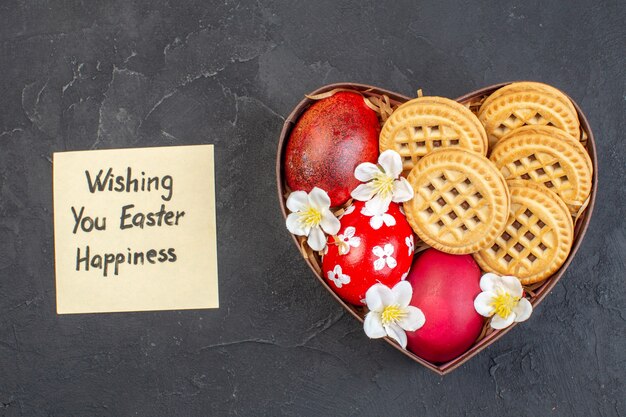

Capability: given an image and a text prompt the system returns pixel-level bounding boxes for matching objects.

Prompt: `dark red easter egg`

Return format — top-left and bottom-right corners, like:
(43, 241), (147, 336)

(406, 249), (484, 363)
(322, 201), (415, 305)
(284, 92), (380, 207)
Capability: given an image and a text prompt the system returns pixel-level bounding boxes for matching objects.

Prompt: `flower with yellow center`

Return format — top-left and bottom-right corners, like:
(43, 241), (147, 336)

(381, 304), (406, 325)
(491, 290), (519, 319)
(300, 207), (322, 228)
(363, 281), (425, 349)
(351, 150), (414, 215)
(286, 187), (340, 252)
(474, 273), (533, 329)
(371, 172), (395, 197)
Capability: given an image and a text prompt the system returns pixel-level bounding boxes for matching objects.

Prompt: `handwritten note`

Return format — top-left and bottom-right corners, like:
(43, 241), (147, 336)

(53, 145), (218, 314)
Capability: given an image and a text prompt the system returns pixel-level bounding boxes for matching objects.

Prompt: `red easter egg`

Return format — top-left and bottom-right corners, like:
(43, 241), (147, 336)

(284, 92), (380, 207)
(406, 249), (484, 363)
(322, 201), (415, 305)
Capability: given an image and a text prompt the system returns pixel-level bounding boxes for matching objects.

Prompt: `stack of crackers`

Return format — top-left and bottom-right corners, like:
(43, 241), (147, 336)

(380, 82), (592, 284)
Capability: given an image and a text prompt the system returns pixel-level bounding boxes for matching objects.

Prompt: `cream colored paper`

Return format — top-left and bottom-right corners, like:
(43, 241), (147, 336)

(53, 145), (218, 314)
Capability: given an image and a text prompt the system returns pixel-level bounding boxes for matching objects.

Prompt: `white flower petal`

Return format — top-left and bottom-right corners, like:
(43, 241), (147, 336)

(307, 226), (326, 251)
(385, 323), (408, 349)
(334, 271), (350, 288)
(392, 281), (413, 307)
(364, 312), (387, 339)
(500, 275), (524, 297)
(383, 213), (396, 227)
(308, 187), (331, 210)
(386, 256), (397, 269)
(474, 292), (496, 317)
(378, 150), (403, 178)
(319, 210), (340, 235)
(365, 283), (393, 312)
(365, 192), (393, 215)
(372, 246), (385, 257)
(383, 244), (394, 256)
(513, 298), (532, 322)
(391, 178), (414, 202)
(490, 313), (516, 330)
(286, 213), (308, 236)
(370, 215), (383, 230)
(398, 306), (425, 332)
(286, 190), (309, 212)
(333, 265), (342, 275)
(351, 183), (378, 201)
(360, 205), (374, 216)
(405, 235), (414, 255)
(373, 258), (386, 271)
(354, 162), (381, 182)
(480, 273), (500, 292)
(350, 236), (361, 248)
(344, 226), (355, 238)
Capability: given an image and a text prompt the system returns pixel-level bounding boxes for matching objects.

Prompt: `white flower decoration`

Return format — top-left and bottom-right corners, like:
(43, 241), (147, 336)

(474, 273), (533, 330)
(400, 269), (410, 281)
(336, 226), (361, 255)
(286, 187), (340, 252)
(361, 205), (396, 230)
(372, 244), (397, 271)
(351, 150), (414, 214)
(339, 204), (355, 219)
(327, 265), (351, 288)
(405, 235), (414, 256)
(363, 281), (425, 348)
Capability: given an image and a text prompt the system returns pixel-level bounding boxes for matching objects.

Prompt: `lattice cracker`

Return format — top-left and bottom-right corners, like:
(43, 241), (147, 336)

(380, 97), (487, 173)
(490, 126), (592, 215)
(404, 148), (509, 254)
(418, 96), (489, 151)
(478, 88), (580, 149)
(479, 82), (578, 122)
(474, 180), (574, 284)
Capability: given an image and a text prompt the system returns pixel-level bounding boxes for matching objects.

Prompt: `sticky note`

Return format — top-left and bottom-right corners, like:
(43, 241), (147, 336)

(53, 144), (218, 314)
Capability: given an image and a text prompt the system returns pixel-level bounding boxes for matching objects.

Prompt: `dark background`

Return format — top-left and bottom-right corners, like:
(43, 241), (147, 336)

(0, 0), (624, 416)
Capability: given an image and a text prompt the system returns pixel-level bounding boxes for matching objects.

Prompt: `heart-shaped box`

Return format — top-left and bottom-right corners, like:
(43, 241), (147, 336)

(276, 82), (597, 375)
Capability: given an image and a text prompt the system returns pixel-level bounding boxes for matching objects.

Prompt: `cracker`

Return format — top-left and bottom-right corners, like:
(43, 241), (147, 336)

(478, 86), (580, 149)
(479, 82), (578, 121)
(490, 125), (592, 215)
(403, 148), (510, 254)
(474, 180), (574, 284)
(380, 96), (487, 173)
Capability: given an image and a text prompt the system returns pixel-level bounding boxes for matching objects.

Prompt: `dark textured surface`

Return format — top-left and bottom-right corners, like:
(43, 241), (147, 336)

(0, 0), (624, 415)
